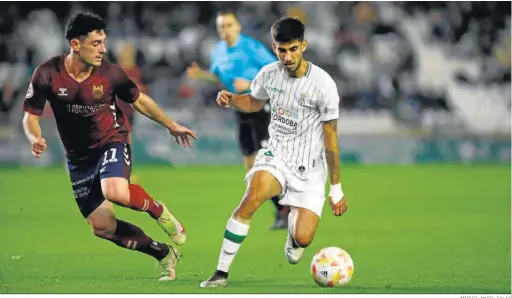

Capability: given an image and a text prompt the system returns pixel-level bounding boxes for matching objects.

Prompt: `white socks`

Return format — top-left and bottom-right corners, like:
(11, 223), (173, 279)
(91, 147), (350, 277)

(217, 218), (250, 273)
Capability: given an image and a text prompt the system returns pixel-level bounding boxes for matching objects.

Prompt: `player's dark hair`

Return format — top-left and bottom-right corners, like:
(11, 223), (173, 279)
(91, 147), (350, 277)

(65, 12), (106, 43)
(271, 17), (305, 42)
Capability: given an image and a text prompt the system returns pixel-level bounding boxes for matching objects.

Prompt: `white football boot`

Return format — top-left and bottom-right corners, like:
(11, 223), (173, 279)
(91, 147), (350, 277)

(285, 231), (304, 264)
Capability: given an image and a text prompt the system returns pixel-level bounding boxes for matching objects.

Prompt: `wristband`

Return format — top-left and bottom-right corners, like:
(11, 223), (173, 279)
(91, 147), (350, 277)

(329, 183), (344, 204)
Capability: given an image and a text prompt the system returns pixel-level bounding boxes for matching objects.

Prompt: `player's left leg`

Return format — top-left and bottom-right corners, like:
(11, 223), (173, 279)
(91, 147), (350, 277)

(99, 142), (186, 246)
(241, 115), (289, 230)
(285, 207), (320, 264)
(86, 199), (182, 281)
(279, 171), (326, 264)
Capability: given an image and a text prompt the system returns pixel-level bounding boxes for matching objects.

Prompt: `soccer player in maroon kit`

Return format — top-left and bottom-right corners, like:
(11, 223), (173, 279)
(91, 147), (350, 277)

(21, 12), (196, 281)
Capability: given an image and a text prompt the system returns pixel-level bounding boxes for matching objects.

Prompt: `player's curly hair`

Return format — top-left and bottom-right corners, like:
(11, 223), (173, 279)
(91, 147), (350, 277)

(271, 17), (305, 43)
(65, 12), (106, 43)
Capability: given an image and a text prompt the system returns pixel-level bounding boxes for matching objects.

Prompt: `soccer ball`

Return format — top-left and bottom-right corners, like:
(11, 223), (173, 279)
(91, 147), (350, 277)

(310, 247), (354, 287)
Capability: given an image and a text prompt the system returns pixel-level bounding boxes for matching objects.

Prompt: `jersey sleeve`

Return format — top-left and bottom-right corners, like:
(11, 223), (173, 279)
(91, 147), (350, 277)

(112, 65), (140, 103)
(22, 66), (48, 116)
(250, 70), (269, 100)
(319, 82), (340, 121)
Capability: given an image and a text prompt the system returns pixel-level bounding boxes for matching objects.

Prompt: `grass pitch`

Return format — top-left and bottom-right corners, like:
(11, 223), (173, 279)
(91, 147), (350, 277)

(0, 164), (510, 293)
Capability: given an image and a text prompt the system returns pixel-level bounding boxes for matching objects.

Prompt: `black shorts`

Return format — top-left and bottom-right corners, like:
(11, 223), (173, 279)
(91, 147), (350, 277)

(236, 105), (270, 156)
(67, 143), (132, 218)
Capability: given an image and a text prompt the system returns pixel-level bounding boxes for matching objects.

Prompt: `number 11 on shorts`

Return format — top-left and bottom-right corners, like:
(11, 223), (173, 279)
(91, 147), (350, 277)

(102, 148), (118, 166)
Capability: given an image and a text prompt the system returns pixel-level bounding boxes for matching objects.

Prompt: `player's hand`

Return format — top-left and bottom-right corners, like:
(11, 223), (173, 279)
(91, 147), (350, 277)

(168, 123), (198, 148)
(233, 78), (251, 93)
(216, 90), (233, 109)
(186, 62), (202, 79)
(31, 137), (47, 158)
(328, 196), (348, 217)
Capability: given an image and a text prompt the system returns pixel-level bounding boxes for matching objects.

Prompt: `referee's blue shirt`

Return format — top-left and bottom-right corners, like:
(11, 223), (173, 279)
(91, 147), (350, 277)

(210, 34), (277, 94)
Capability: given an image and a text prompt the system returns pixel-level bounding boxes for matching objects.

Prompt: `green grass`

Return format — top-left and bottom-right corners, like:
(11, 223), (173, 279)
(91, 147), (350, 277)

(0, 164), (510, 294)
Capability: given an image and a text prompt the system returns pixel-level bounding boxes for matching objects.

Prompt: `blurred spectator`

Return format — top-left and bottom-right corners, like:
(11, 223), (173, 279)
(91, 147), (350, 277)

(114, 42), (149, 131)
(0, 1), (508, 132)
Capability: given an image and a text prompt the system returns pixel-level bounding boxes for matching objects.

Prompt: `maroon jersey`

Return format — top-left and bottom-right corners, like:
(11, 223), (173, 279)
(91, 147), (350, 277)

(23, 54), (140, 161)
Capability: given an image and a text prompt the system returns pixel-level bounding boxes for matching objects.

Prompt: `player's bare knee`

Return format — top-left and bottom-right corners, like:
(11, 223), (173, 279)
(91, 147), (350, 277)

(102, 181), (129, 205)
(293, 231), (314, 248)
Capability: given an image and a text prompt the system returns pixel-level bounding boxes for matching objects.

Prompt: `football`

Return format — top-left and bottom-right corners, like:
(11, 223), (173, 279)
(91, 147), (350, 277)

(311, 247), (354, 287)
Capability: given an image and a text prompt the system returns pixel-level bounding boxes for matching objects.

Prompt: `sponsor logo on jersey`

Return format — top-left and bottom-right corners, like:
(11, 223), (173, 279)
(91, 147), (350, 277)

(66, 103), (107, 116)
(266, 85), (285, 94)
(323, 107), (337, 115)
(271, 104), (299, 134)
(271, 104), (299, 120)
(263, 150), (274, 162)
(26, 83), (34, 98)
(58, 88), (68, 96)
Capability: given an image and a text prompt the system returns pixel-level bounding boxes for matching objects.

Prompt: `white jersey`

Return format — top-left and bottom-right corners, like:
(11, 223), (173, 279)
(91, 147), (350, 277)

(250, 61), (340, 180)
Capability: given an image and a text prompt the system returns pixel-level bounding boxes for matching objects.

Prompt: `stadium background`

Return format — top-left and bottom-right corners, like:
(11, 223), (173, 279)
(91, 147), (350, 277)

(0, 1), (510, 294)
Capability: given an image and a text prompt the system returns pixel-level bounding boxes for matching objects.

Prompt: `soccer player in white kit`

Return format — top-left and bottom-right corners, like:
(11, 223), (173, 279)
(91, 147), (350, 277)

(200, 17), (348, 288)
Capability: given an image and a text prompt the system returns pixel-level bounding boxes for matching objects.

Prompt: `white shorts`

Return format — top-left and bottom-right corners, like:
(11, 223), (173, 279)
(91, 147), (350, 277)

(245, 149), (327, 218)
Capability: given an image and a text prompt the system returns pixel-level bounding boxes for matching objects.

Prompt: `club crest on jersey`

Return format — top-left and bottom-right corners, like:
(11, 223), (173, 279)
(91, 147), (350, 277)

(92, 84), (104, 100)
(299, 92), (308, 106)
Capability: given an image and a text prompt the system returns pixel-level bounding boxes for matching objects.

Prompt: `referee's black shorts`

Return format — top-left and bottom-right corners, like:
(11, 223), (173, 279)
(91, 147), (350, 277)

(236, 103), (271, 156)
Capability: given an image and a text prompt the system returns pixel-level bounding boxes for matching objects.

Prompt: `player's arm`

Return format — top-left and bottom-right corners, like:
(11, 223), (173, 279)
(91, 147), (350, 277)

(217, 91), (267, 113)
(320, 83), (347, 216)
(22, 67), (48, 158)
(22, 113), (47, 158)
(323, 119), (341, 186)
(131, 92), (197, 146)
(217, 68), (269, 112)
(23, 113), (42, 143)
(113, 66), (197, 147)
(113, 67), (174, 126)
(131, 92), (177, 130)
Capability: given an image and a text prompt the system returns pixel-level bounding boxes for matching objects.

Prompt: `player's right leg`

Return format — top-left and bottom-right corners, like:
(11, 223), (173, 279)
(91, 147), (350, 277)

(85, 200), (182, 281)
(239, 117), (288, 231)
(200, 170), (282, 288)
(98, 143), (186, 246)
